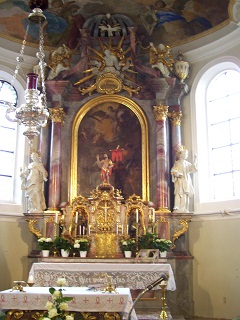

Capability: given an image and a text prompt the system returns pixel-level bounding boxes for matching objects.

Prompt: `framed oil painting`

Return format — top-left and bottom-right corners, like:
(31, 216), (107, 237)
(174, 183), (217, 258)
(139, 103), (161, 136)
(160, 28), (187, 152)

(71, 95), (149, 201)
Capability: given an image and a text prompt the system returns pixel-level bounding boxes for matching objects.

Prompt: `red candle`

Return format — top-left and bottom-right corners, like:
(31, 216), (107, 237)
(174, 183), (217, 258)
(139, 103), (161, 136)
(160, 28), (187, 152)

(26, 73), (38, 90)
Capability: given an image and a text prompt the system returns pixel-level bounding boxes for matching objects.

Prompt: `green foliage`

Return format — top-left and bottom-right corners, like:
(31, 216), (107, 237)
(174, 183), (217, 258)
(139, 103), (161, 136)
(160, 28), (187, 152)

(53, 237), (73, 252)
(119, 238), (136, 252)
(0, 310), (6, 320)
(38, 237), (53, 250)
(74, 238), (90, 251)
(138, 232), (172, 252)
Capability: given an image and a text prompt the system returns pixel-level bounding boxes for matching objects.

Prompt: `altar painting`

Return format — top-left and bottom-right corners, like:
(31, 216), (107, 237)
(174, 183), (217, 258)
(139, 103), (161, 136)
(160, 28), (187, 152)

(76, 100), (142, 198)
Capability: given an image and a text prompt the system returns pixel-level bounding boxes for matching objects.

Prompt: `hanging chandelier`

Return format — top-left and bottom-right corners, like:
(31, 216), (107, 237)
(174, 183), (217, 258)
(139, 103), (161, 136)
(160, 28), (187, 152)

(5, 7), (49, 146)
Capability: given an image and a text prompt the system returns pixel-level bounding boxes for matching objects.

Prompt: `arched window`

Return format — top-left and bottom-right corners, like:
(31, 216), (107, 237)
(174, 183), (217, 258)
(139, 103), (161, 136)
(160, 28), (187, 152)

(194, 60), (240, 213)
(0, 69), (26, 215)
(207, 71), (240, 201)
(0, 80), (18, 201)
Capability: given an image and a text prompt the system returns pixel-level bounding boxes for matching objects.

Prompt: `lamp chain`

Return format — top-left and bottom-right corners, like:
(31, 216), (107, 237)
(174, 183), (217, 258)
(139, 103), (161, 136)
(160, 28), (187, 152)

(11, 22), (30, 86)
(37, 19), (47, 109)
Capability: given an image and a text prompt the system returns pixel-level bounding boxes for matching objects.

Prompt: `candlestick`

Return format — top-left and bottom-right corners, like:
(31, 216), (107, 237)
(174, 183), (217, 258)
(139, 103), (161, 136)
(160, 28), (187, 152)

(152, 208), (155, 223)
(116, 224), (118, 235)
(126, 225), (129, 235)
(88, 225), (91, 235)
(55, 212), (58, 223)
(28, 275), (34, 283)
(82, 226), (85, 235)
(122, 224), (123, 234)
(136, 209), (139, 223)
(75, 211), (78, 224)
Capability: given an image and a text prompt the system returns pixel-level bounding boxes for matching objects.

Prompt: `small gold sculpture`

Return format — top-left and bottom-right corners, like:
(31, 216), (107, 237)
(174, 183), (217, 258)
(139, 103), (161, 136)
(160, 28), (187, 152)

(101, 275), (118, 293)
(11, 281), (26, 292)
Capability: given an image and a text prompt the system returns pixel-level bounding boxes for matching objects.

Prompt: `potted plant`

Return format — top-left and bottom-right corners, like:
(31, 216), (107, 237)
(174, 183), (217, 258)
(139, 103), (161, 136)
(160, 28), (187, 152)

(74, 238), (90, 257)
(138, 232), (156, 249)
(119, 238), (136, 258)
(154, 238), (172, 256)
(53, 237), (73, 257)
(38, 237), (53, 257)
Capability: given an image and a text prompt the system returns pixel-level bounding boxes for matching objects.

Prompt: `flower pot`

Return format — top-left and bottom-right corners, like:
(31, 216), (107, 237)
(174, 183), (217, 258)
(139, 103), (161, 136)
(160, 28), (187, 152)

(160, 251), (167, 258)
(42, 250), (50, 257)
(61, 249), (70, 257)
(124, 251), (132, 258)
(80, 251), (87, 258)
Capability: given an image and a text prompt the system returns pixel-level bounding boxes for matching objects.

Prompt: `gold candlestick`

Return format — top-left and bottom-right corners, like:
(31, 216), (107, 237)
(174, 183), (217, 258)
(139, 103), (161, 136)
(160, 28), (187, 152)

(159, 282), (171, 319)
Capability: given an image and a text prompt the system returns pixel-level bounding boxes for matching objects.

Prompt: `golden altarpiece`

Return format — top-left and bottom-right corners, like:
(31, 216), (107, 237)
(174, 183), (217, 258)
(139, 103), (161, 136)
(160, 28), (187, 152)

(24, 13), (193, 319)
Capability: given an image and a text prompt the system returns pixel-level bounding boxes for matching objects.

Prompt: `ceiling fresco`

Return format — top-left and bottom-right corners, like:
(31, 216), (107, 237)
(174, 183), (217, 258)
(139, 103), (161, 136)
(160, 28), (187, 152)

(0, 0), (230, 50)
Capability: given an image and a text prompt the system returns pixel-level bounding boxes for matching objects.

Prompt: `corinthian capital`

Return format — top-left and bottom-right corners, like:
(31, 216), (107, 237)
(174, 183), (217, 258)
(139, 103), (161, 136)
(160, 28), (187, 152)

(49, 107), (66, 124)
(168, 111), (183, 126)
(153, 105), (169, 121)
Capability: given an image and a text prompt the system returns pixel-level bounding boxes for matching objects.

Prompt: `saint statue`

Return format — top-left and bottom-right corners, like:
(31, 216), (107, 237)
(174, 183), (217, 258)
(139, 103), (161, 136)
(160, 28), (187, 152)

(149, 42), (174, 78)
(171, 146), (197, 213)
(21, 151), (48, 213)
(96, 154), (114, 184)
(47, 44), (72, 80)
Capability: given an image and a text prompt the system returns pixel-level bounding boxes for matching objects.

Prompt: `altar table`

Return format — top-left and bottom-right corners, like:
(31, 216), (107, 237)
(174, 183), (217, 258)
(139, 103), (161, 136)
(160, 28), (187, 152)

(0, 286), (137, 320)
(29, 263), (176, 291)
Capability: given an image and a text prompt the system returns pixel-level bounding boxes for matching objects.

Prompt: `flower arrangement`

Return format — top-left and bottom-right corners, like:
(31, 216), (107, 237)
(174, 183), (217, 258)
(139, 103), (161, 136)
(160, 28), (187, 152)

(53, 237), (73, 252)
(138, 232), (172, 252)
(74, 238), (90, 252)
(119, 238), (136, 252)
(40, 278), (74, 320)
(38, 237), (53, 251)
(153, 238), (172, 252)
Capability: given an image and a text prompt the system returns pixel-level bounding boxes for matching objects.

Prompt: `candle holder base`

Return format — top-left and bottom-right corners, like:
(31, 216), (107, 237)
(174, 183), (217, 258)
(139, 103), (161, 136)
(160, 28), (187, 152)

(27, 282), (35, 287)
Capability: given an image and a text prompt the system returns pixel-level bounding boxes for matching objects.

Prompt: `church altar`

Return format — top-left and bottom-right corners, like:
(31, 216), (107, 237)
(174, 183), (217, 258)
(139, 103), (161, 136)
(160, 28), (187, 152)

(29, 262), (176, 291)
(0, 286), (137, 320)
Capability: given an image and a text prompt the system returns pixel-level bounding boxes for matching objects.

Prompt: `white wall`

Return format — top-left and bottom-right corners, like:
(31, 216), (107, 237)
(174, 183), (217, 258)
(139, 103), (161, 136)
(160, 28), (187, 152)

(180, 22), (240, 320)
(189, 213), (240, 319)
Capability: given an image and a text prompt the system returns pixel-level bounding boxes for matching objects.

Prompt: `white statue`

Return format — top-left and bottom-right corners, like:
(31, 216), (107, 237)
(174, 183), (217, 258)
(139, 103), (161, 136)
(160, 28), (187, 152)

(171, 146), (197, 213)
(21, 152), (48, 213)
(103, 49), (121, 70)
(149, 42), (173, 78)
(47, 44), (72, 80)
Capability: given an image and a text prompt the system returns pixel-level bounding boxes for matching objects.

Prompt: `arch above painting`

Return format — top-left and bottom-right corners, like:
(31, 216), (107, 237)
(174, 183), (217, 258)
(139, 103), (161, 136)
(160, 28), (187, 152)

(70, 95), (149, 202)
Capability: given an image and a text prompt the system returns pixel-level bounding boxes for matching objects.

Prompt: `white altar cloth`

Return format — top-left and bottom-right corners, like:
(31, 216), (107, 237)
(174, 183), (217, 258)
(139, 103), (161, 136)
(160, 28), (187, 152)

(0, 287), (137, 319)
(29, 263), (176, 291)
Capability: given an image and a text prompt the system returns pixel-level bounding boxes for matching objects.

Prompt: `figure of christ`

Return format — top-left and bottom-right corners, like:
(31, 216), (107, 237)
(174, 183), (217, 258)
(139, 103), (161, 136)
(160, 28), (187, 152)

(96, 154), (114, 184)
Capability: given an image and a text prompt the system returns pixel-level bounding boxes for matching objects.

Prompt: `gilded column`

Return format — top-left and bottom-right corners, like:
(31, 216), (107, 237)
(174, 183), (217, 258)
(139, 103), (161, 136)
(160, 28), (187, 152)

(48, 107), (66, 210)
(153, 105), (170, 212)
(168, 110), (183, 160)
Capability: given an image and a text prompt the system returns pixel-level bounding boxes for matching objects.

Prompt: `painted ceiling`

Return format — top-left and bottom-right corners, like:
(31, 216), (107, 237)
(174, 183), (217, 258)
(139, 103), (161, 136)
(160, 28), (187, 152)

(0, 0), (230, 50)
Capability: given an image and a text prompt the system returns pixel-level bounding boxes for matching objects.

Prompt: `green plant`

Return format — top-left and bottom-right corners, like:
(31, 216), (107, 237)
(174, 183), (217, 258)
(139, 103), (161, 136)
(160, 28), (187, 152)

(153, 238), (172, 252)
(138, 232), (172, 252)
(53, 237), (73, 252)
(40, 278), (74, 320)
(74, 238), (90, 251)
(38, 237), (53, 250)
(119, 238), (136, 252)
(138, 232), (156, 249)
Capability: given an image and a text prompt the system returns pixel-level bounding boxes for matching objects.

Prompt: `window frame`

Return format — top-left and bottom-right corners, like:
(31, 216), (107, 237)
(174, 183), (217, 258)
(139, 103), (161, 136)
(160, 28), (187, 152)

(0, 67), (28, 216)
(191, 57), (240, 213)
